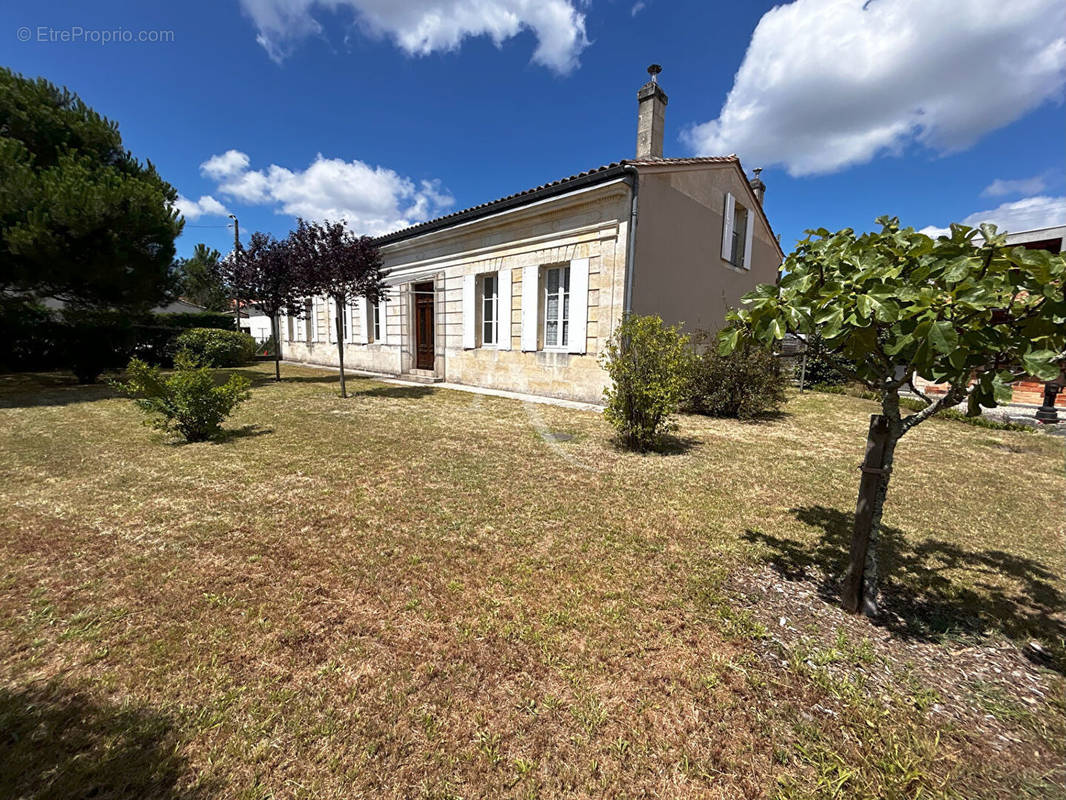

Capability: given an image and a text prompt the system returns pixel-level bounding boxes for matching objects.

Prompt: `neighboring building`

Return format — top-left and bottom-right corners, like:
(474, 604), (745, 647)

(280, 67), (784, 403)
(235, 302), (274, 342)
(914, 224), (1066, 409)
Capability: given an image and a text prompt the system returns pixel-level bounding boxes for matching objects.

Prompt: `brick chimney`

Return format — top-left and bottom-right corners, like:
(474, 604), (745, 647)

(636, 64), (668, 159)
(749, 167), (766, 205)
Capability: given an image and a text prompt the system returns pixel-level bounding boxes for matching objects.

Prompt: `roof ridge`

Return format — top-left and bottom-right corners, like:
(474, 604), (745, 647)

(375, 155), (740, 244)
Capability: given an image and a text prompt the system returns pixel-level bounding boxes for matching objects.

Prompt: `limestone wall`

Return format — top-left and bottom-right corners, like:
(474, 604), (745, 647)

(281, 180), (631, 404)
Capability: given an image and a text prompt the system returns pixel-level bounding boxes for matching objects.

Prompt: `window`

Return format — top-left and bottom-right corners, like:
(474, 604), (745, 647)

(544, 266), (570, 349)
(481, 273), (498, 346)
(372, 300), (382, 343)
(730, 203), (749, 268)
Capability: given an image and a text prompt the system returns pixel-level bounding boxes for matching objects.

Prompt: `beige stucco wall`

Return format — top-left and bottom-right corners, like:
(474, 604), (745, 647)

(281, 180), (632, 404)
(630, 164), (781, 334)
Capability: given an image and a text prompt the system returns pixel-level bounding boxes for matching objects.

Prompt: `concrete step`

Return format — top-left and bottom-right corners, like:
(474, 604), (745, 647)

(405, 370), (443, 384)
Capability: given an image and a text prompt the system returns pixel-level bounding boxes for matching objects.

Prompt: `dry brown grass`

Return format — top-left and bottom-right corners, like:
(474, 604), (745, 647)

(0, 363), (1063, 799)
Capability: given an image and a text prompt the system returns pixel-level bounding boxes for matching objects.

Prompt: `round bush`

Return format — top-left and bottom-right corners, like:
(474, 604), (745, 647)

(176, 328), (256, 367)
(687, 332), (788, 420)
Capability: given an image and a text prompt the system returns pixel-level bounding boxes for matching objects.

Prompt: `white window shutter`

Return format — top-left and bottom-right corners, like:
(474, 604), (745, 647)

(721, 192), (735, 262)
(379, 296), (390, 346)
(521, 266), (539, 352)
(327, 298), (337, 343)
(310, 298), (321, 343)
(279, 312), (288, 341)
(497, 268), (512, 351)
(743, 209), (755, 270)
(356, 296), (369, 344)
(462, 274), (476, 349)
(567, 258), (589, 354)
(344, 302), (353, 343)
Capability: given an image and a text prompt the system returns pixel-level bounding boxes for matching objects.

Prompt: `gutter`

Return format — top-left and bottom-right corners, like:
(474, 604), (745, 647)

(622, 165), (640, 314)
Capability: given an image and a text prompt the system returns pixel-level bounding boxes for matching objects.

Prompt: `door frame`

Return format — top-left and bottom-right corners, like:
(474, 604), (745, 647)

(412, 280), (436, 371)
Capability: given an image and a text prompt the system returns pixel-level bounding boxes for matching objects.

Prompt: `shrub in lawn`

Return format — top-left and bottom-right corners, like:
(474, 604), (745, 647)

(600, 314), (691, 451)
(801, 331), (849, 387)
(687, 332), (788, 420)
(116, 355), (251, 442)
(176, 328), (256, 367)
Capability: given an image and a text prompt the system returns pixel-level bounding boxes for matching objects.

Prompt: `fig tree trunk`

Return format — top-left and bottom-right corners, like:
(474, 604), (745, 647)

(841, 413), (900, 616)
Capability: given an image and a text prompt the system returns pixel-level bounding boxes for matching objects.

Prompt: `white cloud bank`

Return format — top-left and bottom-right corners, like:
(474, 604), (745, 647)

(175, 194), (229, 221)
(919, 195), (1066, 238)
(238, 0), (589, 74)
(199, 150), (454, 235)
(685, 0), (1066, 176)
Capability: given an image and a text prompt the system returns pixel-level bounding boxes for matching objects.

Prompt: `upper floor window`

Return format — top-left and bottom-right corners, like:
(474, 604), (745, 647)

(730, 203), (749, 268)
(481, 273), (498, 346)
(544, 265), (570, 349)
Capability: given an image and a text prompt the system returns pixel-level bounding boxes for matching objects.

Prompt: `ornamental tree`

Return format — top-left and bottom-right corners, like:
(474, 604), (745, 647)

(291, 219), (384, 398)
(215, 232), (308, 382)
(0, 68), (182, 310)
(722, 217), (1066, 616)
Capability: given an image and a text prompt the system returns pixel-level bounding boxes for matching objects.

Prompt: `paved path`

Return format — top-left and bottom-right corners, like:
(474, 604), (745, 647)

(281, 361), (604, 413)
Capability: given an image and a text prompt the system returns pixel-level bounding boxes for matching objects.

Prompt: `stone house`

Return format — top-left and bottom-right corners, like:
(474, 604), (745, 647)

(280, 67), (784, 403)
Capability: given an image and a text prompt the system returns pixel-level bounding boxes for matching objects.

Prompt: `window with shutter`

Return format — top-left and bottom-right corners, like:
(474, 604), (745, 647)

(543, 266), (570, 350)
(481, 273), (498, 347)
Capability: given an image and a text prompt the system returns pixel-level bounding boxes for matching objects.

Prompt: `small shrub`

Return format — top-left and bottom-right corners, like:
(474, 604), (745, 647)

(687, 332), (788, 420)
(176, 328), (256, 367)
(600, 314), (691, 451)
(115, 356), (251, 442)
(801, 331), (849, 387)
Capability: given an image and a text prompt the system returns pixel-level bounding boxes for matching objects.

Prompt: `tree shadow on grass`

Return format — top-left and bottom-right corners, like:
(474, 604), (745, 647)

(355, 385), (437, 401)
(743, 505), (1066, 674)
(608, 433), (700, 456)
(0, 372), (121, 409)
(0, 682), (209, 800)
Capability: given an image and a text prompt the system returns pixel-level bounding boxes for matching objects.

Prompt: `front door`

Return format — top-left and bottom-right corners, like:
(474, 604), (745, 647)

(414, 282), (435, 370)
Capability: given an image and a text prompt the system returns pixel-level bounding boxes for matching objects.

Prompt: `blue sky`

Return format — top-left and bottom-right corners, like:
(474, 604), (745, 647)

(4, 0), (1064, 260)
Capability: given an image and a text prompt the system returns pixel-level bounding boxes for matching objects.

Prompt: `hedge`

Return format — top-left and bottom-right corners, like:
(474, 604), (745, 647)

(0, 301), (235, 381)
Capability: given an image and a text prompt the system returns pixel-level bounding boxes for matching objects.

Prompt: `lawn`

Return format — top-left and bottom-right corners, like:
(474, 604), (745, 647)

(1, 363), (1063, 799)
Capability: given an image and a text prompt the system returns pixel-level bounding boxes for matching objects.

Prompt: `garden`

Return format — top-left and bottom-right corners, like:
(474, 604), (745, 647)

(1, 362), (1063, 799)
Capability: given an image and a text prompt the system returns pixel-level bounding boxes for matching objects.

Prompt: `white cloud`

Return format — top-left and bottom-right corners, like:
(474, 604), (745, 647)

(631, 2), (646, 16)
(981, 175), (1048, 198)
(920, 195), (1066, 238)
(238, 0), (589, 74)
(200, 149), (455, 235)
(174, 194), (230, 221)
(685, 0), (1066, 176)
(200, 150), (252, 180)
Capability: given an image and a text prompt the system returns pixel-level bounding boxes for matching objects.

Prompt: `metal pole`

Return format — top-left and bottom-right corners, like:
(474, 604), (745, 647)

(229, 214), (240, 331)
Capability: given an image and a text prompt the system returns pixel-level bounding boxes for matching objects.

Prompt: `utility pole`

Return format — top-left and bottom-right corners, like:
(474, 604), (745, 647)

(229, 214), (241, 331)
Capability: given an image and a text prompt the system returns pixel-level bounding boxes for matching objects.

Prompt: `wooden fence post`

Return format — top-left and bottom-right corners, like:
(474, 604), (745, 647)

(841, 414), (890, 613)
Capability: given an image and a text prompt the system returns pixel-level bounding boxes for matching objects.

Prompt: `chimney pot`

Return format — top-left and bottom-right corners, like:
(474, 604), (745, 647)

(749, 167), (766, 205)
(636, 65), (668, 159)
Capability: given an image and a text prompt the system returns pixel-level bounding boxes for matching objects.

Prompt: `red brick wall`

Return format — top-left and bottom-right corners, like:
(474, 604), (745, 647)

(913, 376), (1066, 407)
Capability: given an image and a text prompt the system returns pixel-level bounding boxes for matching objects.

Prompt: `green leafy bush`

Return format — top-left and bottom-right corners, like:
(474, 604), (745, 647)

(116, 356), (251, 442)
(176, 328), (256, 367)
(800, 331), (849, 387)
(687, 332), (788, 419)
(600, 314), (692, 451)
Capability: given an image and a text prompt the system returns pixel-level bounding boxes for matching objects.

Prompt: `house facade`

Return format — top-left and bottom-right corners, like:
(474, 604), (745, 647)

(280, 68), (784, 403)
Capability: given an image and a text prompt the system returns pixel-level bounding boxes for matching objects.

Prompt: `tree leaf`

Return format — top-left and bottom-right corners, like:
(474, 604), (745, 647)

(927, 321), (958, 355)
